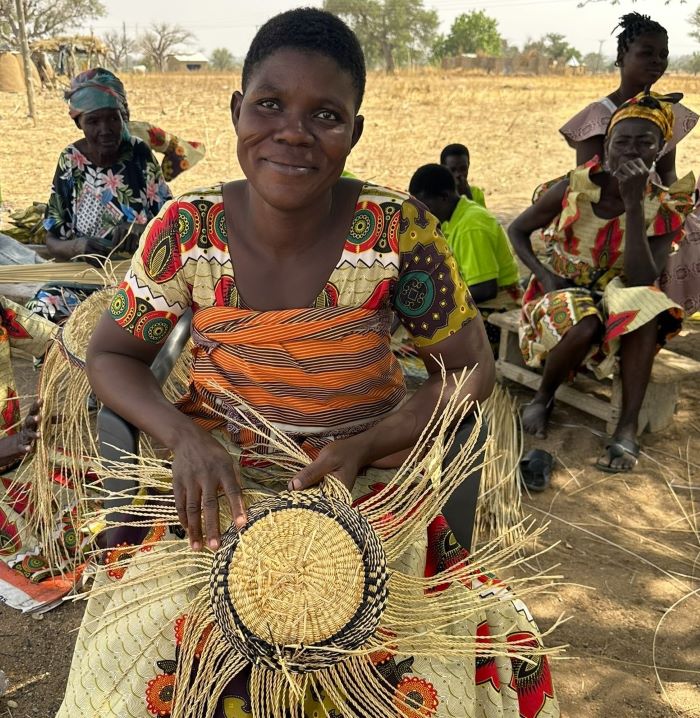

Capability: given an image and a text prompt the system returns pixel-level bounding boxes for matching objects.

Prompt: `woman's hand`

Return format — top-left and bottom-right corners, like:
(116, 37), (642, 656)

(111, 221), (145, 254)
(171, 426), (247, 551)
(614, 158), (649, 208)
(538, 268), (574, 294)
(288, 437), (365, 493)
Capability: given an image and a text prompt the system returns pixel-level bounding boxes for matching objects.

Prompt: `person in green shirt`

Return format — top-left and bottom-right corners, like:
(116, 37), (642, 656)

(440, 143), (486, 207)
(409, 164), (521, 351)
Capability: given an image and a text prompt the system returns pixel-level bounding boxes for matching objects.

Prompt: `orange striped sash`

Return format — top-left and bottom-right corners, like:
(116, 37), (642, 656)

(177, 305), (406, 450)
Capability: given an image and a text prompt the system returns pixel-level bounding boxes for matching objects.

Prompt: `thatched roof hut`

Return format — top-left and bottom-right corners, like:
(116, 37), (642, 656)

(0, 51), (41, 93)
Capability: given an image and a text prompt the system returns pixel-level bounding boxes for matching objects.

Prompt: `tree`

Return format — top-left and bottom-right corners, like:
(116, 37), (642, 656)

(433, 10), (503, 60)
(527, 33), (582, 64)
(210, 47), (235, 71)
(690, 6), (700, 44)
(323, 0), (439, 73)
(138, 23), (194, 72)
(104, 23), (136, 71)
(0, 0), (105, 49)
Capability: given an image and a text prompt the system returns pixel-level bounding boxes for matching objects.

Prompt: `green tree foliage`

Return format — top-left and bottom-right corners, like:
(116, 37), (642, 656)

(433, 10), (503, 60)
(690, 5), (700, 44)
(323, 0), (439, 72)
(0, 0), (105, 49)
(525, 33), (582, 63)
(210, 47), (236, 71)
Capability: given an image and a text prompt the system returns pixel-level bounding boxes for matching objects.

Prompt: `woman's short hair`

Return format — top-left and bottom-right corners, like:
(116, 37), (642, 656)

(615, 12), (667, 65)
(242, 8), (366, 109)
(409, 164), (457, 198)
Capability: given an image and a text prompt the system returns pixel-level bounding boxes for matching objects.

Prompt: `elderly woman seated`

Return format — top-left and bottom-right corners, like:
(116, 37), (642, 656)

(508, 92), (694, 472)
(43, 68), (171, 265)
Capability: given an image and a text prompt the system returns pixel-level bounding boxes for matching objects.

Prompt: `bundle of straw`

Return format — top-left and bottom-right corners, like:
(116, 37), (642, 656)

(474, 384), (525, 548)
(0, 259), (130, 284)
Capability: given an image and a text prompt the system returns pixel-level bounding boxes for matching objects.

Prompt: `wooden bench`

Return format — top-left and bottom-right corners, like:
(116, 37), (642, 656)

(487, 309), (700, 435)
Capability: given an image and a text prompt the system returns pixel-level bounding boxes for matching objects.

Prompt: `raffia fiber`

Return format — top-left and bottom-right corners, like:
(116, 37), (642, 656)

(80, 367), (562, 718)
(13, 286), (191, 576)
(474, 384), (525, 549)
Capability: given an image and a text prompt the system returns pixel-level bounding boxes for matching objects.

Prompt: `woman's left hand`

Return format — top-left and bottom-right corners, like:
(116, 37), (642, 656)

(614, 158), (650, 207)
(288, 437), (366, 492)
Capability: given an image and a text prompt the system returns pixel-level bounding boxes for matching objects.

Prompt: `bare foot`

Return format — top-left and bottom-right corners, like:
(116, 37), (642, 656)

(0, 399), (42, 470)
(521, 397), (554, 439)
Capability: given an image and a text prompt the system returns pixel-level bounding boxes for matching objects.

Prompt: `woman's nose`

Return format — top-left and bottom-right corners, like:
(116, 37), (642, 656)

(273, 114), (314, 145)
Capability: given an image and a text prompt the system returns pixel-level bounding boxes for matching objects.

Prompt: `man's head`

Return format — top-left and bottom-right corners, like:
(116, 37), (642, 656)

(440, 143), (470, 196)
(409, 164), (459, 223)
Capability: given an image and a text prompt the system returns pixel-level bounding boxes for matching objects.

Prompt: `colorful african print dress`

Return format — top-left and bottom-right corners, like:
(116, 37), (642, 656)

(559, 97), (700, 315)
(43, 135), (171, 242)
(520, 162), (695, 377)
(58, 183), (559, 718)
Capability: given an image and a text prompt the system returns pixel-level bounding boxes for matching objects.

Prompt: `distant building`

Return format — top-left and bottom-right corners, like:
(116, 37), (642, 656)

(167, 53), (209, 72)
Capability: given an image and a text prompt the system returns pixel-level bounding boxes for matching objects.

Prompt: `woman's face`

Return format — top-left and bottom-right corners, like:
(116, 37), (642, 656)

(620, 32), (669, 88)
(79, 108), (123, 157)
(231, 48), (364, 211)
(605, 117), (663, 172)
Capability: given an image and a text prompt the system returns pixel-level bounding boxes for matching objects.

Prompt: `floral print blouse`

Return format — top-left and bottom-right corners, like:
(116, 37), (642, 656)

(44, 136), (171, 241)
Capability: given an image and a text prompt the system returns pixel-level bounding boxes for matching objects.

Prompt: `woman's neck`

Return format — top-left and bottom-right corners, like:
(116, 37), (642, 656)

(611, 78), (649, 106)
(78, 139), (120, 168)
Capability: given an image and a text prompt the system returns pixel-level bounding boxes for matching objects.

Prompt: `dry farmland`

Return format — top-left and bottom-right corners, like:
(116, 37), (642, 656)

(0, 72), (699, 718)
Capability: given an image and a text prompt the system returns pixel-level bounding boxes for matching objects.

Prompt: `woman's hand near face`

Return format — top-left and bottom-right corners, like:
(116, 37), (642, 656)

(171, 425), (246, 551)
(613, 158), (650, 207)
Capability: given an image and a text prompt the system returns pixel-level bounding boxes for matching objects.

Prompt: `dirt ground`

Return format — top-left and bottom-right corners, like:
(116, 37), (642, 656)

(0, 72), (698, 717)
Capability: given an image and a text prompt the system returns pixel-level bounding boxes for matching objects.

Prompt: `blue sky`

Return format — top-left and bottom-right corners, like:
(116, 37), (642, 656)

(95, 0), (696, 58)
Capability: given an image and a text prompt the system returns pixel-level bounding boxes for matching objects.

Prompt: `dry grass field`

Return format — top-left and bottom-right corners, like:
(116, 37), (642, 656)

(0, 72), (699, 718)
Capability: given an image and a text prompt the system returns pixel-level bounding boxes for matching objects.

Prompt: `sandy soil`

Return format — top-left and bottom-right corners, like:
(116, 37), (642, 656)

(0, 71), (698, 717)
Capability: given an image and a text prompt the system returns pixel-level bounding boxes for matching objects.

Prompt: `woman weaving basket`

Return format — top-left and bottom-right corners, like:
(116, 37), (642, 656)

(59, 9), (559, 717)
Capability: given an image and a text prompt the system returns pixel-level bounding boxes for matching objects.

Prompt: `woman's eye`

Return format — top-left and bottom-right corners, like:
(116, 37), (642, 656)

(316, 110), (339, 121)
(259, 100), (279, 110)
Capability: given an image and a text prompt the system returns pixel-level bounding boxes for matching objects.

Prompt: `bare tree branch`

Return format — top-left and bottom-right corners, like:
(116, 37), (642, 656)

(137, 23), (194, 72)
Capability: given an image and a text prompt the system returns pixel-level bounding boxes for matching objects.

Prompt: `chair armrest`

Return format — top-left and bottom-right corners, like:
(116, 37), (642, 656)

(97, 310), (192, 518)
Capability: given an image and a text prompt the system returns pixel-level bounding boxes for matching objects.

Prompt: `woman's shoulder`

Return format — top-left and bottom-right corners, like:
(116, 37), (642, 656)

(356, 180), (411, 207)
(559, 98), (614, 145)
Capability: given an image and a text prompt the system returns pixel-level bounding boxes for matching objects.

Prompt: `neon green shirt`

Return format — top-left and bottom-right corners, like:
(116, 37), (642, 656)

(441, 196), (519, 288)
(468, 185), (486, 207)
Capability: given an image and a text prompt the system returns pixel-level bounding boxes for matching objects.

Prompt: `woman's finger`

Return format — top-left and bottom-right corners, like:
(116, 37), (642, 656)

(289, 458), (332, 491)
(173, 481), (189, 534)
(186, 484), (204, 551)
(221, 469), (246, 531)
(201, 486), (222, 550)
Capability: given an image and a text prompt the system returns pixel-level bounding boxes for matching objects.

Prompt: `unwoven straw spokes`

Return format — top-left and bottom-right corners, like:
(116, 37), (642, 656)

(81, 362), (563, 718)
(210, 488), (389, 673)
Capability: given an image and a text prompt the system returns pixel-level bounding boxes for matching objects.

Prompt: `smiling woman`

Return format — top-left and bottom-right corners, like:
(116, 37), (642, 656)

(56, 8), (560, 718)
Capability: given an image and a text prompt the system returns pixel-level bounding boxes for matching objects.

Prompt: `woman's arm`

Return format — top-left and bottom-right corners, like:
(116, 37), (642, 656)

(575, 136), (605, 167)
(87, 315), (247, 550)
(656, 149), (677, 187)
(46, 232), (87, 261)
(290, 316), (495, 490)
(615, 158), (674, 286)
(507, 180), (572, 293)
(468, 279), (498, 304)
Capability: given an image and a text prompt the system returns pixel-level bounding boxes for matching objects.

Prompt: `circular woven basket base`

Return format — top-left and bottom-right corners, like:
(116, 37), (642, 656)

(229, 507), (364, 646)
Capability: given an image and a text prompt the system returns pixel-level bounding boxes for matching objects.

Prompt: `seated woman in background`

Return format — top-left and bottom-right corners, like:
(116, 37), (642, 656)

(509, 92), (694, 472)
(57, 9), (559, 717)
(559, 11), (699, 315)
(36, 68), (171, 321)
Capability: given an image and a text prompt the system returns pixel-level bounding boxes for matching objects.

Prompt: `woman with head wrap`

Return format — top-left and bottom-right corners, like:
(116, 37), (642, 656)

(509, 92), (695, 472)
(43, 68), (171, 266)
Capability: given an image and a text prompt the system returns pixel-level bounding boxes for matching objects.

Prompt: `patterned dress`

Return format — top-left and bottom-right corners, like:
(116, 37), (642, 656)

(57, 183), (559, 718)
(520, 162), (694, 378)
(43, 136), (171, 241)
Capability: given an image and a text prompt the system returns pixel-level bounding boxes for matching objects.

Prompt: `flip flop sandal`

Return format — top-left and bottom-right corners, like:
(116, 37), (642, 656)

(519, 448), (554, 492)
(596, 438), (640, 474)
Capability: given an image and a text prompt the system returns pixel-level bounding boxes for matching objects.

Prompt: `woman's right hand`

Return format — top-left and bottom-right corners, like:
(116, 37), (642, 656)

(538, 268), (573, 294)
(171, 426), (247, 551)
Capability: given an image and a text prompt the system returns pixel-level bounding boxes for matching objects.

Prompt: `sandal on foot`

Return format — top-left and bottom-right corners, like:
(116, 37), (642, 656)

(520, 448), (554, 492)
(596, 438), (640, 474)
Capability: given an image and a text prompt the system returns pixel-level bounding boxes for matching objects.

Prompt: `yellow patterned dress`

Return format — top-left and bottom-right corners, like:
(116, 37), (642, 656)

(520, 162), (694, 378)
(57, 182), (560, 718)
